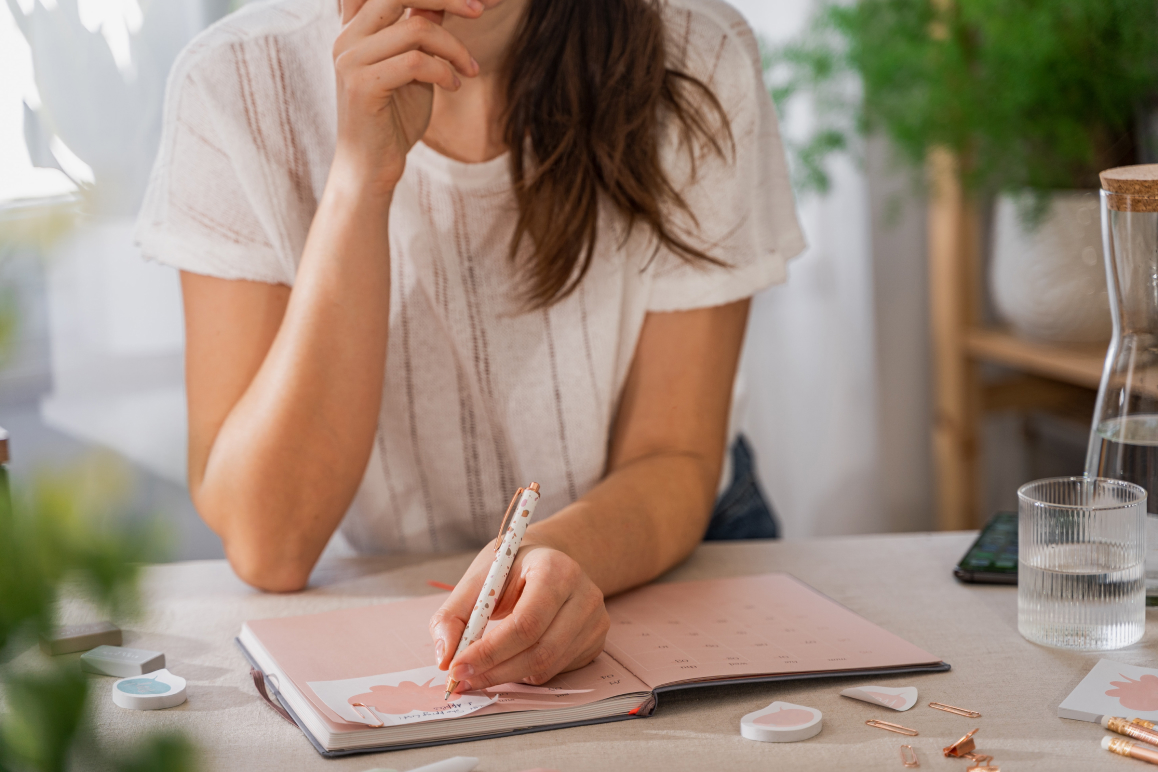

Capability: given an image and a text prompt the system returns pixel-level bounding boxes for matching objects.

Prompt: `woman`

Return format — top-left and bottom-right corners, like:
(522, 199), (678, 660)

(136, 0), (803, 693)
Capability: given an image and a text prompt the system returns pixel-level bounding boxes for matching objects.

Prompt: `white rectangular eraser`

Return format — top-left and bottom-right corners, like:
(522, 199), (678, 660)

(80, 645), (165, 677)
(40, 622), (122, 655)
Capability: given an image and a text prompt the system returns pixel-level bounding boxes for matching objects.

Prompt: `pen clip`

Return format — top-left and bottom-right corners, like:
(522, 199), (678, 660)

(495, 488), (524, 553)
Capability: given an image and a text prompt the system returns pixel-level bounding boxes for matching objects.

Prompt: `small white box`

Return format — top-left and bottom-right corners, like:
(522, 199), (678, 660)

(80, 645), (165, 677)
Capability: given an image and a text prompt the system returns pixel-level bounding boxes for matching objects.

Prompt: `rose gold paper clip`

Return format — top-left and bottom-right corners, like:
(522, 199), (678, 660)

(929, 701), (982, 718)
(867, 719), (918, 736)
(900, 744), (919, 767)
(350, 702), (384, 727)
(943, 728), (980, 757)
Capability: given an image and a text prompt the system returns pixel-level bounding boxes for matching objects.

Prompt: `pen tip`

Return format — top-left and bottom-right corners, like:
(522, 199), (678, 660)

(444, 691), (451, 701)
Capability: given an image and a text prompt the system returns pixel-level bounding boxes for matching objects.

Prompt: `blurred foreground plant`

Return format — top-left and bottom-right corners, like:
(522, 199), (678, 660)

(0, 455), (197, 772)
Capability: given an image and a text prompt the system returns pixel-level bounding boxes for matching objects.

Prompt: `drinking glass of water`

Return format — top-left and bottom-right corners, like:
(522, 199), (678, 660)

(1018, 476), (1146, 650)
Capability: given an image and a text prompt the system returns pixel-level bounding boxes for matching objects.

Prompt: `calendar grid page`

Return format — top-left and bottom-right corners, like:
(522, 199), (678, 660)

(603, 574), (942, 689)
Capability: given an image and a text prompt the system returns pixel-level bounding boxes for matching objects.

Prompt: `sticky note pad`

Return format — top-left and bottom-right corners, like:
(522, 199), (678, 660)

(1060, 658), (1158, 723)
(80, 645), (165, 677)
(40, 622), (122, 656)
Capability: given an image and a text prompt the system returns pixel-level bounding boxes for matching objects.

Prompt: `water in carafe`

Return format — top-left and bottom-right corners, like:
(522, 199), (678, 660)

(1090, 415), (1158, 601)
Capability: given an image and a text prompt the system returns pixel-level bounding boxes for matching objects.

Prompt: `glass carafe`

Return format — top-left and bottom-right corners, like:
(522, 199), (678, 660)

(1086, 165), (1158, 604)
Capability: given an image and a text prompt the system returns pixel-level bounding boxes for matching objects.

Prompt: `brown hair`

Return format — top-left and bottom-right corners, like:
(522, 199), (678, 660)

(502, 0), (733, 308)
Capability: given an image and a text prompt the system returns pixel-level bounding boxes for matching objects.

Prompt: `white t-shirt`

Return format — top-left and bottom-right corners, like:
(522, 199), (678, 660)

(136, 0), (805, 554)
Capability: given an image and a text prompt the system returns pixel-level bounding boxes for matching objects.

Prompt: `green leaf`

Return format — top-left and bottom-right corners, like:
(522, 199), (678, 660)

(0, 455), (192, 770)
(0, 667), (88, 772)
(116, 735), (199, 772)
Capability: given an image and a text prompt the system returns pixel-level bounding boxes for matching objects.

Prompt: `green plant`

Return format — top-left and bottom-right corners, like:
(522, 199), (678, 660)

(766, 0), (1158, 197)
(0, 441), (197, 771)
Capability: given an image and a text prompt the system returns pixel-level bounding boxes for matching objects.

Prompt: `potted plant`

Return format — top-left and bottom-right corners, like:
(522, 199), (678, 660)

(766, 0), (1158, 344)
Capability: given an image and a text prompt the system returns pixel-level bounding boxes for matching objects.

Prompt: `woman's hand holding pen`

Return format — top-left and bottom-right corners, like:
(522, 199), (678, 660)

(430, 538), (611, 692)
(332, 0), (482, 196)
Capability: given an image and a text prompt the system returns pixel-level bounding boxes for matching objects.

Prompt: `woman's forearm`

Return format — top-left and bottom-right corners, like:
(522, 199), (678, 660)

(189, 0), (484, 591)
(524, 301), (749, 598)
(526, 449), (719, 597)
(194, 168), (394, 590)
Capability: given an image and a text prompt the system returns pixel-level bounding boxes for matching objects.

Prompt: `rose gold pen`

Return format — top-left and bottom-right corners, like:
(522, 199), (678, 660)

(443, 483), (541, 700)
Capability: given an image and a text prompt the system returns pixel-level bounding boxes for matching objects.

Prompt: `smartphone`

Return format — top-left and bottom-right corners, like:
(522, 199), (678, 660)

(953, 511), (1018, 584)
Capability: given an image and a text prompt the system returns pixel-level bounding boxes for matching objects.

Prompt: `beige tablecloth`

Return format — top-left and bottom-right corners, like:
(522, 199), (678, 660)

(75, 533), (1158, 770)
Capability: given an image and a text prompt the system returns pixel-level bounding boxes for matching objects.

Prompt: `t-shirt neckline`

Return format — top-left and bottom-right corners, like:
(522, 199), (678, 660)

(408, 140), (511, 188)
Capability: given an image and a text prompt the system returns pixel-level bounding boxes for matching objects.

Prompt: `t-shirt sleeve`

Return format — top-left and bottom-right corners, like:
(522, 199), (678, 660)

(135, 42), (296, 285)
(645, 5), (806, 313)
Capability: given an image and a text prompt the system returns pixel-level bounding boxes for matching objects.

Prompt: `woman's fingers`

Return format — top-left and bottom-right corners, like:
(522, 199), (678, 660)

(448, 564), (574, 686)
(332, 0), (479, 191)
(429, 546), (611, 693)
(430, 555), (491, 669)
(456, 595), (610, 691)
(361, 51), (462, 94)
(340, 0), (370, 25)
(429, 604), (468, 670)
(350, 14), (478, 77)
(342, 0), (482, 35)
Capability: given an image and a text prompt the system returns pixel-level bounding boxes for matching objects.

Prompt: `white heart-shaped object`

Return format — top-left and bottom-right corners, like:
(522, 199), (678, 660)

(840, 685), (917, 712)
(740, 701), (822, 743)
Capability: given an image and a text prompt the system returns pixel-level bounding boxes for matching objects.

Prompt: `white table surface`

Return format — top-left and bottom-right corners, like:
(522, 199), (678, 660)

(70, 532), (1158, 771)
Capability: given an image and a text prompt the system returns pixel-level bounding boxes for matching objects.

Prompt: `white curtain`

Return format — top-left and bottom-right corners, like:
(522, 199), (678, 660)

(2, 0), (232, 485)
(731, 0), (932, 537)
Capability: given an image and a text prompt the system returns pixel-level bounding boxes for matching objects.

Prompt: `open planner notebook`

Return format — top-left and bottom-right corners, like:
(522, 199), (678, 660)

(237, 573), (949, 756)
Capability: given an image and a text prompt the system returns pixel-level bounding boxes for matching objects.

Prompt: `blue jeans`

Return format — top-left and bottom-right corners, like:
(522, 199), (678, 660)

(704, 435), (780, 541)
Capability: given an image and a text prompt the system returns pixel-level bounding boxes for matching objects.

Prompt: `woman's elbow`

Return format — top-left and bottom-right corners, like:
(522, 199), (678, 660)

(196, 499), (315, 592)
(225, 539), (313, 593)
(191, 477), (325, 592)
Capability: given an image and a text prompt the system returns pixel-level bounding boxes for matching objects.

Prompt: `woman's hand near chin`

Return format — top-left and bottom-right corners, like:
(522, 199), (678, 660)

(429, 538), (611, 691)
(332, 0), (482, 194)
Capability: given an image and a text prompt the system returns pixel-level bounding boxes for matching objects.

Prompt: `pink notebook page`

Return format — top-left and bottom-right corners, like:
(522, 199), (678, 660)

(604, 573), (941, 689)
(245, 593), (649, 733)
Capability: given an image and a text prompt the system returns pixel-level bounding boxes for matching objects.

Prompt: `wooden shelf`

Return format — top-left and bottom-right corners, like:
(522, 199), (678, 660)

(965, 328), (1107, 391)
(928, 152), (1109, 530)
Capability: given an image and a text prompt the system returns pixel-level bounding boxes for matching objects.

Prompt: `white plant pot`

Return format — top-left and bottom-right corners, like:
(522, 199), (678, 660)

(989, 191), (1110, 344)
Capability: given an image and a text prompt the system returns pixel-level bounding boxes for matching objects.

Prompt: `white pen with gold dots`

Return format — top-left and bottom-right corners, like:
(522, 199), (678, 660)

(444, 482), (541, 700)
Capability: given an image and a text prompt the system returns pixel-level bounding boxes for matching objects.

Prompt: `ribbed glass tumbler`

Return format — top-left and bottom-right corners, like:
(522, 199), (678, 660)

(1018, 477), (1146, 650)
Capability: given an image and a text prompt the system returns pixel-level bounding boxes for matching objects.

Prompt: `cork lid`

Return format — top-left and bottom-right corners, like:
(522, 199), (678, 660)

(1101, 165), (1158, 212)
(1101, 165), (1158, 194)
